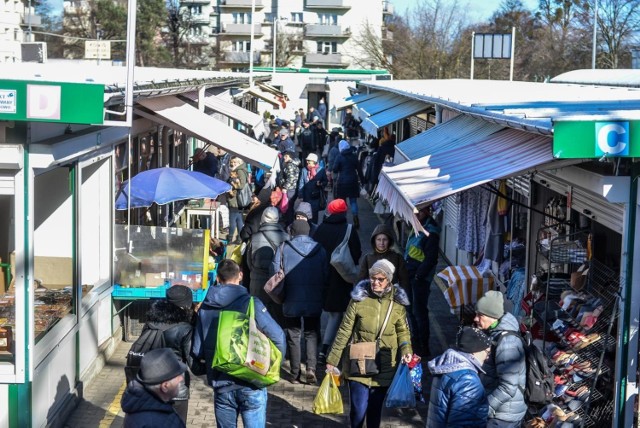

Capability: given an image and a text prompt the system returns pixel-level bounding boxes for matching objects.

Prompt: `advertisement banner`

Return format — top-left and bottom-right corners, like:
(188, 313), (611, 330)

(553, 120), (640, 158)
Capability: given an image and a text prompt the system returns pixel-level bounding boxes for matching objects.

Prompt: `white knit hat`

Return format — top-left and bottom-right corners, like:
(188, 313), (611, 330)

(369, 259), (396, 282)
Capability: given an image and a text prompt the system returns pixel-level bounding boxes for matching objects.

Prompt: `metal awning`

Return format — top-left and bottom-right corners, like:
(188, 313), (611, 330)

(355, 93), (412, 122)
(335, 91), (385, 111)
(182, 91), (266, 139)
(376, 128), (555, 232)
(234, 84), (289, 109)
(360, 99), (427, 135)
(395, 115), (504, 162)
(136, 96), (279, 170)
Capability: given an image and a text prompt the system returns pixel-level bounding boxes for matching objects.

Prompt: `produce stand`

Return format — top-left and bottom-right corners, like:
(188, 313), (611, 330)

(112, 224), (226, 340)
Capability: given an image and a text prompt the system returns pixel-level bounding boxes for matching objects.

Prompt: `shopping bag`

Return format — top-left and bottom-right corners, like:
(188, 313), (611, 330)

(212, 297), (282, 388)
(279, 190), (289, 214)
(264, 243), (286, 304)
(330, 224), (359, 283)
(229, 243), (244, 265)
(384, 363), (416, 408)
(312, 373), (343, 414)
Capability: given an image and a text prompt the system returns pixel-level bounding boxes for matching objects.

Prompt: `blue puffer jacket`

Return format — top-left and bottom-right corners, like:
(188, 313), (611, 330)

(480, 312), (527, 422)
(426, 349), (488, 428)
(121, 380), (185, 428)
(190, 284), (286, 392)
(272, 235), (328, 317)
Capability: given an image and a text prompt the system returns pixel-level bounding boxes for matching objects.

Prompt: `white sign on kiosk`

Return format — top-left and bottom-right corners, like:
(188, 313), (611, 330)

(0, 90), (17, 114)
(85, 41), (111, 59)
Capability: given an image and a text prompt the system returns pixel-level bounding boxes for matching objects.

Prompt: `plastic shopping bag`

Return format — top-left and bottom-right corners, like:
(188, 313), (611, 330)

(408, 355), (426, 403)
(312, 373), (343, 414)
(384, 363), (416, 408)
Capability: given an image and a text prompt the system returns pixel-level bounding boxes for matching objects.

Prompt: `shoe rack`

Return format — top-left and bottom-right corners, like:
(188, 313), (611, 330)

(527, 226), (620, 427)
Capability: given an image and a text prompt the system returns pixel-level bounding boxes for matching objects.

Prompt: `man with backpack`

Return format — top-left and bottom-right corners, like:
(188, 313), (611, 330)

(474, 290), (527, 427)
(190, 260), (286, 428)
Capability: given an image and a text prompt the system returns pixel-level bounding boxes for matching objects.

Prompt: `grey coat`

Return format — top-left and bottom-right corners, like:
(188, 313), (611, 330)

(247, 223), (288, 303)
(480, 312), (527, 422)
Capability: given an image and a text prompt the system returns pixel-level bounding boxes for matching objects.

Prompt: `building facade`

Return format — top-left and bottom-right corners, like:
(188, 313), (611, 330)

(0, 0), (42, 63)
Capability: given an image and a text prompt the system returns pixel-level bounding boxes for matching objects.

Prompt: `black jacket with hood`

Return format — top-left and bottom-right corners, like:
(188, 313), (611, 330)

(121, 380), (185, 428)
(358, 224), (410, 293)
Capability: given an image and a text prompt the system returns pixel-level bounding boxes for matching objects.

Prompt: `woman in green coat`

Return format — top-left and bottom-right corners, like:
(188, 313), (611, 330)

(326, 259), (413, 428)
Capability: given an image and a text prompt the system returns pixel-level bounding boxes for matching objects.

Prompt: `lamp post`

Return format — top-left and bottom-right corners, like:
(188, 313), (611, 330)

(248, 0), (256, 87)
(592, 0), (599, 69)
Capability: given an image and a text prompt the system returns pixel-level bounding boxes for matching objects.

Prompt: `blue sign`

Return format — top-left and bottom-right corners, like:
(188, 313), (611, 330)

(595, 122), (629, 157)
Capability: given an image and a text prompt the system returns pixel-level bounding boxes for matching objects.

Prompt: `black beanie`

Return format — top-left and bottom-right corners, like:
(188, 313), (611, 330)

(455, 326), (491, 353)
(166, 284), (193, 310)
(290, 219), (310, 236)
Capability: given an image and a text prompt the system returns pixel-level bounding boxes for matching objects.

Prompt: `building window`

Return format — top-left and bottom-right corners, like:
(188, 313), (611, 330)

(316, 41), (337, 54)
(264, 12), (274, 22)
(190, 5), (201, 15)
(291, 12), (303, 23)
(317, 13), (337, 25)
(232, 40), (251, 52)
(232, 12), (251, 24)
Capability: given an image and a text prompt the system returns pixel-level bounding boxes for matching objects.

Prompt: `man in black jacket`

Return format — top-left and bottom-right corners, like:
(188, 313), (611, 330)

(404, 207), (441, 357)
(192, 148), (219, 178)
(121, 348), (187, 428)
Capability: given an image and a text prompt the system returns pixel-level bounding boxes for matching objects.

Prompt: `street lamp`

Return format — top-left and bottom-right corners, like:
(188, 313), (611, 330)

(592, 0), (599, 69)
(272, 17), (288, 76)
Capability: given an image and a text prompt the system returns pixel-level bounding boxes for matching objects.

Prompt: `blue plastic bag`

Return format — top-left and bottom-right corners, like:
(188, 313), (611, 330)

(410, 362), (426, 403)
(384, 363), (416, 408)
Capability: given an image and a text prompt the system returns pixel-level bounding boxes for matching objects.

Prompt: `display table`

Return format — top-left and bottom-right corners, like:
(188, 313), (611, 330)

(435, 265), (495, 315)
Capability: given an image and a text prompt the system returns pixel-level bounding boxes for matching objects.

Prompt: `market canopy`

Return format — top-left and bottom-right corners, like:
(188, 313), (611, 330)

(335, 91), (385, 111)
(395, 115), (504, 162)
(182, 91), (267, 139)
(355, 93), (412, 122)
(360, 99), (428, 136)
(136, 96), (279, 170)
(376, 127), (555, 232)
(234, 83), (289, 109)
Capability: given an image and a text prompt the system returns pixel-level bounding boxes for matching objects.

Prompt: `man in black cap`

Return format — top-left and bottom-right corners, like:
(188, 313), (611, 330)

(426, 326), (491, 427)
(121, 348), (187, 428)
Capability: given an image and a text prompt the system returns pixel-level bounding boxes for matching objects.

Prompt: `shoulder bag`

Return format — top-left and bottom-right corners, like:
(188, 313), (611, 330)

(330, 224), (359, 283)
(264, 243), (286, 304)
(348, 300), (394, 377)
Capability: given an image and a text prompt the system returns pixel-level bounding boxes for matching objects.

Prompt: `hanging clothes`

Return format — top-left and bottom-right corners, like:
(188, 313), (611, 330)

(483, 189), (506, 263)
(456, 188), (492, 254)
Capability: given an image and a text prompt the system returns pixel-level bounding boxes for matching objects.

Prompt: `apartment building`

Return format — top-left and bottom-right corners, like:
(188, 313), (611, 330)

(0, 0), (42, 63)
(210, 0), (394, 70)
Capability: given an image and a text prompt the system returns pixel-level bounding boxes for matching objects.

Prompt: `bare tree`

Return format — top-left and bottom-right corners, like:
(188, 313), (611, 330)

(164, 0), (213, 69)
(274, 30), (304, 67)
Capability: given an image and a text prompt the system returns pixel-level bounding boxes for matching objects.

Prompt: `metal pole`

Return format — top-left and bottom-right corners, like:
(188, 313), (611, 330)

(248, 0), (256, 87)
(509, 26), (516, 81)
(592, 0), (599, 69)
(272, 17), (277, 75)
(124, 0), (136, 127)
(470, 31), (475, 80)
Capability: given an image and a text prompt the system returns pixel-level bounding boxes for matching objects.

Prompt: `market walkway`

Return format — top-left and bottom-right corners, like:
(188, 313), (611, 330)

(63, 197), (459, 428)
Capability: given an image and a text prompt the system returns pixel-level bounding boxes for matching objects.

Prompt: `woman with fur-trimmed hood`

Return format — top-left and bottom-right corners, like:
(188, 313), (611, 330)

(326, 259), (413, 428)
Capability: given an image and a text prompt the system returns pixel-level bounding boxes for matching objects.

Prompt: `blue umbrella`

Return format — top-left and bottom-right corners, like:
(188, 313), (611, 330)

(115, 166), (232, 210)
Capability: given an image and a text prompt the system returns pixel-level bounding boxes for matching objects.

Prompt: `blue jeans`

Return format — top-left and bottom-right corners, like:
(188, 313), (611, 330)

(348, 380), (388, 428)
(228, 209), (244, 242)
(349, 197), (358, 216)
(214, 387), (267, 428)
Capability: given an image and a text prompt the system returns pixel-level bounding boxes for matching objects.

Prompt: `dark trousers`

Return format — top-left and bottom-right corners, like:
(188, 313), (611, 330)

(283, 316), (319, 378)
(348, 380), (388, 428)
(487, 419), (522, 428)
(406, 259), (433, 356)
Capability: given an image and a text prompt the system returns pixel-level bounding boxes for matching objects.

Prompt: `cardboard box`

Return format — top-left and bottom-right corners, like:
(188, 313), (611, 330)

(145, 273), (166, 287)
(34, 256), (73, 289)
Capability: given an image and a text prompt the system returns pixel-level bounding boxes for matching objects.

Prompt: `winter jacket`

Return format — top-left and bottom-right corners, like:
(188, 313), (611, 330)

(480, 312), (527, 422)
(239, 187), (272, 242)
(190, 284), (286, 392)
(279, 158), (301, 192)
(313, 213), (362, 312)
(193, 152), (219, 179)
(327, 145), (340, 171)
(143, 301), (194, 399)
(333, 148), (362, 200)
(121, 380), (186, 428)
(272, 235), (328, 317)
(326, 281), (412, 387)
(426, 349), (488, 428)
(227, 163), (249, 210)
(277, 136), (295, 153)
(405, 218), (441, 280)
(297, 166), (328, 219)
(299, 127), (315, 152)
(359, 224), (410, 293)
(247, 223), (288, 303)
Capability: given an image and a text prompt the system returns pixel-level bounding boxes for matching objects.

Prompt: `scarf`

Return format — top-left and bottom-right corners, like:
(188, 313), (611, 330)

(307, 164), (319, 180)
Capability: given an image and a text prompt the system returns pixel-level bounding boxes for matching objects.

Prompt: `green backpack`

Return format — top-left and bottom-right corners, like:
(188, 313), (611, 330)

(212, 297), (282, 388)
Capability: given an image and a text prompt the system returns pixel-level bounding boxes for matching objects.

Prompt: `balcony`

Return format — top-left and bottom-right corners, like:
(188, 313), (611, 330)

(221, 23), (262, 36)
(21, 14), (42, 27)
(184, 35), (210, 45)
(382, 27), (393, 41)
(305, 52), (346, 67)
(191, 14), (210, 24)
(182, 0), (210, 4)
(219, 0), (264, 9)
(221, 51), (261, 64)
(305, 0), (350, 9)
(305, 24), (350, 38)
(382, 0), (393, 14)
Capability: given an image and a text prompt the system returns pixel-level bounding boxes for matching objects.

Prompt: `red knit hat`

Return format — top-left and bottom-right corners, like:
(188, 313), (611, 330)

(327, 198), (348, 215)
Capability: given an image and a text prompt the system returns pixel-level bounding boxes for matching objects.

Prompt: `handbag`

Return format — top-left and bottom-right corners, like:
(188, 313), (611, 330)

(318, 189), (327, 210)
(211, 297), (282, 387)
(348, 300), (394, 376)
(330, 224), (359, 283)
(236, 183), (252, 208)
(264, 243), (286, 304)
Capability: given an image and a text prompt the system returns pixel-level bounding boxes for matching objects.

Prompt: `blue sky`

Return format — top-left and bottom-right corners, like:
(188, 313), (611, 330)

(391, 0), (540, 23)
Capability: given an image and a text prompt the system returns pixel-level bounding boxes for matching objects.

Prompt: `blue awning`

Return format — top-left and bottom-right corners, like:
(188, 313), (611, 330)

(360, 99), (427, 135)
(354, 93), (412, 122)
(335, 91), (385, 111)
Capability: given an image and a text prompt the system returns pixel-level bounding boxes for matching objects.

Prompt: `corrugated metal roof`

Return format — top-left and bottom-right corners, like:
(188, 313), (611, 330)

(360, 99), (427, 136)
(181, 91), (264, 136)
(355, 93), (412, 121)
(551, 69), (640, 87)
(377, 128), (555, 231)
(395, 115), (503, 161)
(360, 79), (640, 134)
(335, 90), (384, 110)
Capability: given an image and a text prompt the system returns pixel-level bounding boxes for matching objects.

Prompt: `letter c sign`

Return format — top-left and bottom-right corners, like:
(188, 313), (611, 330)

(595, 122), (629, 156)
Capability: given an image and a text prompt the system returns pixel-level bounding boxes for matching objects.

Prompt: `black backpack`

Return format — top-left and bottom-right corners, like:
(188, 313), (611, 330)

(495, 330), (553, 406)
(124, 323), (171, 383)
